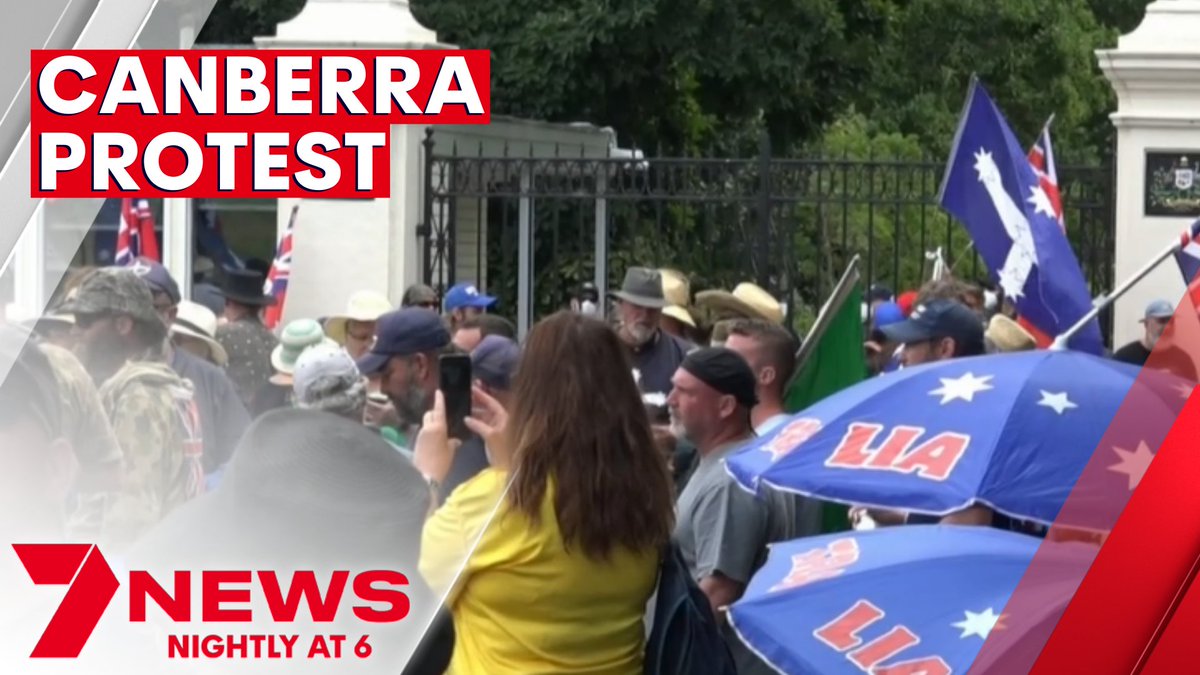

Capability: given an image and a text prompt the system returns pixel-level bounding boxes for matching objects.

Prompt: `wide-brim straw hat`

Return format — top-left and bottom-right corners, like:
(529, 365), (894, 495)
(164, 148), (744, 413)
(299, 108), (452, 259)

(170, 300), (228, 367)
(663, 305), (697, 328)
(324, 290), (393, 345)
(695, 282), (785, 325)
(660, 268), (691, 308)
(658, 269), (696, 327)
(986, 314), (1037, 353)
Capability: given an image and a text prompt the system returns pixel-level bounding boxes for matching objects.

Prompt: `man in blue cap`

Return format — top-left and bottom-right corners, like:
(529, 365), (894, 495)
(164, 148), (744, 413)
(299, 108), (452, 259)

(1113, 298), (1198, 381)
(1114, 299), (1176, 367)
(880, 298), (985, 369)
(357, 307), (453, 431)
(442, 282), (497, 334)
(866, 301), (906, 376)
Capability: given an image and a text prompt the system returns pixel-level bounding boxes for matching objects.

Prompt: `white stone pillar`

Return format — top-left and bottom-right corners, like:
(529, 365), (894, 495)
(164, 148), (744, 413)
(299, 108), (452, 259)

(1098, 0), (1200, 348)
(255, 0), (456, 320)
(11, 205), (45, 315)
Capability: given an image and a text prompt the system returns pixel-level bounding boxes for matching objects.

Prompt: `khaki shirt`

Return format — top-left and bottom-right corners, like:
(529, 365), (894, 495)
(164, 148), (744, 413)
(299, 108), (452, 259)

(99, 359), (201, 549)
(40, 344), (123, 541)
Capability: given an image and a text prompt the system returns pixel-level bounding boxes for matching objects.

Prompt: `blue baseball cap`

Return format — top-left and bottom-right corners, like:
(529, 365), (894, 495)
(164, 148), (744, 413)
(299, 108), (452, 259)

(872, 301), (905, 331)
(126, 257), (181, 305)
(1144, 299), (1174, 321)
(881, 298), (984, 354)
(355, 308), (451, 375)
(444, 283), (497, 312)
(472, 335), (521, 390)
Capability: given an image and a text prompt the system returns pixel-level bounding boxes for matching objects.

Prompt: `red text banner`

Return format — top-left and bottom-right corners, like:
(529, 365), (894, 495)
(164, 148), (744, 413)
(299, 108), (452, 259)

(30, 49), (491, 198)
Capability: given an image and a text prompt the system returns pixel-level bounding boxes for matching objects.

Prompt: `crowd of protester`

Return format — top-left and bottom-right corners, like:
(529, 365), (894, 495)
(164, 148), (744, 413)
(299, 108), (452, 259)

(3, 255), (1196, 674)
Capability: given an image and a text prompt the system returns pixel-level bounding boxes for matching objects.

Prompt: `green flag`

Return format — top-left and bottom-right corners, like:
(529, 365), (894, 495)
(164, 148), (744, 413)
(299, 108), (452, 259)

(784, 282), (867, 412)
(784, 278), (868, 534)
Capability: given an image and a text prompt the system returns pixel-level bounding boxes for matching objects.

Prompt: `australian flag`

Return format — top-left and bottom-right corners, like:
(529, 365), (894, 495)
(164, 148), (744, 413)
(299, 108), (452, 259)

(939, 79), (1103, 355)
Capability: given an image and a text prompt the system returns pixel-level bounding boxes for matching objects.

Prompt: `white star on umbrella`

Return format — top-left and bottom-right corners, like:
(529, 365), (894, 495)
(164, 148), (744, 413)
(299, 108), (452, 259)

(1109, 442), (1155, 490)
(953, 607), (1003, 639)
(1037, 390), (1078, 415)
(1028, 185), (1057, 219)
(929, 372), (994, 404)
(1174, 382), (1194, 400)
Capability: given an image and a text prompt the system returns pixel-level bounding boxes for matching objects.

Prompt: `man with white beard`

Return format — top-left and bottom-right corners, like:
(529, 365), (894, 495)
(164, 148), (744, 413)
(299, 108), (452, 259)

(610, 267), (693, 400)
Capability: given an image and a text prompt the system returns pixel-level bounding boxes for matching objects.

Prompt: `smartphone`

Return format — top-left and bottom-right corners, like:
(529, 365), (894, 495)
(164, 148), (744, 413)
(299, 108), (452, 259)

(439, 353), (473, 439)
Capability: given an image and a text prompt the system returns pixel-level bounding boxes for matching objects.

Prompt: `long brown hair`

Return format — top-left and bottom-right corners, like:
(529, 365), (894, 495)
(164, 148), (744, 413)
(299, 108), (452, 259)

(505, 311), (675, 560)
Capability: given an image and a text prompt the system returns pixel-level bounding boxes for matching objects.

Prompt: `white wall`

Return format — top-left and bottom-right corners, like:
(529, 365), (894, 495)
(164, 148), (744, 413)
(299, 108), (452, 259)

(1099, 0), (1200, 348)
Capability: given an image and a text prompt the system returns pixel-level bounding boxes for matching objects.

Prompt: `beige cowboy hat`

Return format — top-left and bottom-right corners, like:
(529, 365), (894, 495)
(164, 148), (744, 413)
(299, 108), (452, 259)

(659, 268), (696, 328)
(324, 291), (393, 345)
(695, 282), (785, 325)
(171, 301), (229, 367)
(985, 314), (1036, 353)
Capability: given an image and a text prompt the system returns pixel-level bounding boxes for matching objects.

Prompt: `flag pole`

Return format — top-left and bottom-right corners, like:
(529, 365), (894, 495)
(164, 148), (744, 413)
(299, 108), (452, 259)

(1049, 235), (1189, 351)
(790, 255), (862, 384)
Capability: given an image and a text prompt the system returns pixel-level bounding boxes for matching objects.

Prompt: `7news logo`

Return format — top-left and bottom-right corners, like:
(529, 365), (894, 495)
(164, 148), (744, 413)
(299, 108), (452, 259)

(13, 544), (412, 660)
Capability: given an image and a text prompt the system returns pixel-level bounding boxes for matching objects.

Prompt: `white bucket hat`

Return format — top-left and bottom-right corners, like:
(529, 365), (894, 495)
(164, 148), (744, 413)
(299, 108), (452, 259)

(324, 291), (393, 345)
(170, 301), (229, 367)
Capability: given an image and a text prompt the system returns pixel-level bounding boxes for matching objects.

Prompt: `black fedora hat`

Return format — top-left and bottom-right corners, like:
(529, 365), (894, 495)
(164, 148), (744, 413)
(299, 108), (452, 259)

(218, 266), (278, 307)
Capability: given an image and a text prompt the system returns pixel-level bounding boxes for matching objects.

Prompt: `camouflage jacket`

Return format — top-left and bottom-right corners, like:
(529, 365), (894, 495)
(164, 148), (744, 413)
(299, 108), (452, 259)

(39, 344), (124, 542)
(98, 358), (205, 550)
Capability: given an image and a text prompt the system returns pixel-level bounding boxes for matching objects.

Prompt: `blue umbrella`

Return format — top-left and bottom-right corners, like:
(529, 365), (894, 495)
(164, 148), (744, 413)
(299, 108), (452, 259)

(727, 350), (1184, 525)
(728, 526), (1093, 675)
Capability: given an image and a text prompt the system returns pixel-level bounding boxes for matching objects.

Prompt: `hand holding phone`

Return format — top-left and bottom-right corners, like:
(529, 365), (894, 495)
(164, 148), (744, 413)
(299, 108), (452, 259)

(439, 353), (472, 440)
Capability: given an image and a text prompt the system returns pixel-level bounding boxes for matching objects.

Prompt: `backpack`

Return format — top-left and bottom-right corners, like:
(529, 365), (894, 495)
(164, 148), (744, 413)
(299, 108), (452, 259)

(644, 541), (739, 675)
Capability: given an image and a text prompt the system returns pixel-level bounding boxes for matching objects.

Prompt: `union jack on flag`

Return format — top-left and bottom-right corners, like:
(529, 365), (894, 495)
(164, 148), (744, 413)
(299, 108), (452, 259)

(1027, 118), (1064, 233)
(262, 204), (299, 330)
(115, 198), (160, 265)
(1016, 116), (1066, 348)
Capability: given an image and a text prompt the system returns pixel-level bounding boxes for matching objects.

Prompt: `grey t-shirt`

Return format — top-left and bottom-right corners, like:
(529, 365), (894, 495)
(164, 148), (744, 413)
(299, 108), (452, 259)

(674, 435), (813, 675)
(675, 437), (805, 583)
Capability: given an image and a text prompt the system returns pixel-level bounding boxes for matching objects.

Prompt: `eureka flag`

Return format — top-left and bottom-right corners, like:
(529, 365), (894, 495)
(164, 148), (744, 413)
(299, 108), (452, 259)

(939, 79), (1103, 355)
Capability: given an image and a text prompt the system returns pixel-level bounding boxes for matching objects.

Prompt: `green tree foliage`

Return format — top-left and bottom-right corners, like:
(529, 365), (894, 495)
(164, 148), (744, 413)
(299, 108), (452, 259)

(796, 113), (960, 301)
(1088, 0), (1153, 34)
(849, 0), (1119, 161)
(410, 0), (891, 153)
(197, 0), (1148, 160)
(196, 0), (304, 45)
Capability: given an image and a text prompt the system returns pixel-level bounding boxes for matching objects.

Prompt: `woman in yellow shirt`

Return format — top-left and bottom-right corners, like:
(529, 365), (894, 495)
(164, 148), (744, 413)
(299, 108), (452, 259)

(417, 311), (676, 675)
